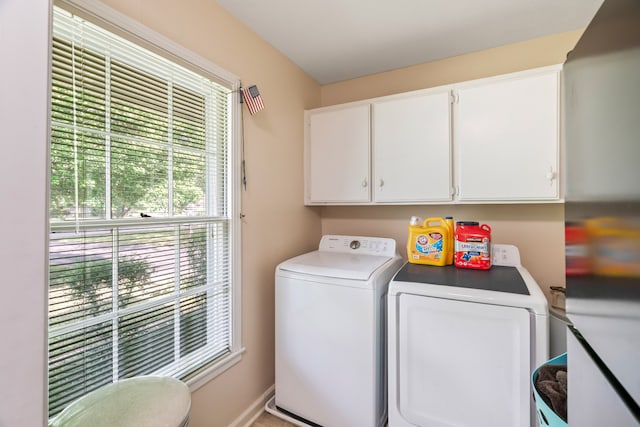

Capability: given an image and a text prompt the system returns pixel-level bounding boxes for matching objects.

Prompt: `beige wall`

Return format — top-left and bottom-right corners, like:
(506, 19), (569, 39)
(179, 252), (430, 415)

(97, 0), (322, 426)
(321, 30), (583, 105)
(321, 204), (565, 299)
(318, 30), (585, 300)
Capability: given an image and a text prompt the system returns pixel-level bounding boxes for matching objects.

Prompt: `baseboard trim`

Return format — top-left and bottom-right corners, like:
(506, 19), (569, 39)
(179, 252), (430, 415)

(228, 384), (275, 427)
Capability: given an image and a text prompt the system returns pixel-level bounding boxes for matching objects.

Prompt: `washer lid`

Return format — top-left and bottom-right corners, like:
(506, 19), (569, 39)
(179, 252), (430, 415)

(278, 250), (393, 281)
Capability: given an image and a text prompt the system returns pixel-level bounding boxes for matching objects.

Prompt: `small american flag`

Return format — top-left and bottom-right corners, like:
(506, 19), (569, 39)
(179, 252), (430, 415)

(241, 85), (265, 115)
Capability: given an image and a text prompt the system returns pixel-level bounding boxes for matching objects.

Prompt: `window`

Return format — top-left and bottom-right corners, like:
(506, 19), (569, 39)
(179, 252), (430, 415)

(48, 6), (241, 418)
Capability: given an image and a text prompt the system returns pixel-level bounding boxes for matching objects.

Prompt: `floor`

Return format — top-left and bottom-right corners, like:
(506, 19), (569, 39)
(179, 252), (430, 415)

(250, 411), (296, 427)
(251, 411), (389, 427)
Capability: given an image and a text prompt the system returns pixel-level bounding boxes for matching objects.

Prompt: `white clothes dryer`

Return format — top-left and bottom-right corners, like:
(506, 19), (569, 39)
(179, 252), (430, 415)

(267, 235), (403, 427)
(387, 244), (548, 427)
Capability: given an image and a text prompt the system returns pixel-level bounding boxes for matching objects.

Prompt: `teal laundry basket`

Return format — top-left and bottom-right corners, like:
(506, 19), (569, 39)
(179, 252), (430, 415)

(531, 352), (567, 427)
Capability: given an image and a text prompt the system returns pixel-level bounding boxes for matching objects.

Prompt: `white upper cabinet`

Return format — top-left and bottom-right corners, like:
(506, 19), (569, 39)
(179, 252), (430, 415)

(305, 104), (370, 203)
(454, 69), (560, 201)
(304, 65), (562, 205)
(372, 91), (452, 203)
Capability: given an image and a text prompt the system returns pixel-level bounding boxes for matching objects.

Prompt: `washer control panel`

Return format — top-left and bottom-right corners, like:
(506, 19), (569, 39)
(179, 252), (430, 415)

(319, 235), (397, 257)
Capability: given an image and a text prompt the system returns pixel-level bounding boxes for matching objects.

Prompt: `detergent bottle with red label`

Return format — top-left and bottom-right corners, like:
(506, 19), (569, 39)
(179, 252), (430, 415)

(454, 221), (492, 270)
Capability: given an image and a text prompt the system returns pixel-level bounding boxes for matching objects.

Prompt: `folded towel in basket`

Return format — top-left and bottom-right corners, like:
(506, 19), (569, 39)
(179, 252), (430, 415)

(535, 364), (568, 422)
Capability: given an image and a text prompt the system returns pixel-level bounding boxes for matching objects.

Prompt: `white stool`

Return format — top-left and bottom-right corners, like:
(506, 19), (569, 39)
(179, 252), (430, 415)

(50, 376), (191, 427)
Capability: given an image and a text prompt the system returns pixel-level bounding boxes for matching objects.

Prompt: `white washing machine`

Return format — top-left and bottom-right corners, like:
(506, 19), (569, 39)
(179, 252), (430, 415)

(267, 235), (403, 427)
(387, 244), (549, 427)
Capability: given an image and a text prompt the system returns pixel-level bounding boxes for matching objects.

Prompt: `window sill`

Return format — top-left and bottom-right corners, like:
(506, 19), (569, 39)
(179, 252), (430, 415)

(185, 347), (246, 392)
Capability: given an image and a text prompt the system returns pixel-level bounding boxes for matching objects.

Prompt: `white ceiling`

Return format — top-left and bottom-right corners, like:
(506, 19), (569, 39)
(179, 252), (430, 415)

(217, 0), (604, 84)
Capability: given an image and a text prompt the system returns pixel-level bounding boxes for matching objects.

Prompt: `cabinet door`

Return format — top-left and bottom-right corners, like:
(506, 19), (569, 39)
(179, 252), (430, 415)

(306, 105), (370, 203)
(373, 91), (452, 203)
(455, 71), (559, 201)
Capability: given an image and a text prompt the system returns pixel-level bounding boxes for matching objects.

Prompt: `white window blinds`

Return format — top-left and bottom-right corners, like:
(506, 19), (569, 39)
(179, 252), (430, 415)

(48, 6), (238, 418)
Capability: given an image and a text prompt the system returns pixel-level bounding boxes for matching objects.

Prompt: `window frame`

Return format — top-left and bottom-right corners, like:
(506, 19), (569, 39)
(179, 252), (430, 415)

(50, 0), (244, 396)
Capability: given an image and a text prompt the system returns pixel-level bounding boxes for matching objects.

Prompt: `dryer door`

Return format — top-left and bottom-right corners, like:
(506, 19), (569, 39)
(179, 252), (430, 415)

(396, 294), (531, 427)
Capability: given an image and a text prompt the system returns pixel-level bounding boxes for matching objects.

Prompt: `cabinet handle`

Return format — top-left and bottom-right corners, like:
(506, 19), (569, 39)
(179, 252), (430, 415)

(546, 167), (556, 185)
(378, 178), (384, 188)
(362, 179), (368, 188)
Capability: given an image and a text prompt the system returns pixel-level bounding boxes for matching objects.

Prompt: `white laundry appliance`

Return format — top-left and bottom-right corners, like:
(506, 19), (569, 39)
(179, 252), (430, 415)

(266, 235), (403, 427)
(387, 244), (548, 427)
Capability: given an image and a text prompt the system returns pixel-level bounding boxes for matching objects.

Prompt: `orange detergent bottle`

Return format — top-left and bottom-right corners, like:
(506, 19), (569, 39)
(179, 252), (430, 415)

(407, 217), (452, 266)
(585, 217), (640, 277)
(445, 216), (454, 265)
(454, 221), (492, 270)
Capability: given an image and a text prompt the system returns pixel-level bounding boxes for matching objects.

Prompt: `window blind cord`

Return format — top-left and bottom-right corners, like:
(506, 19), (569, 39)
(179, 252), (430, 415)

(71, 35), (80, 235)
(239, 85), (247, 192)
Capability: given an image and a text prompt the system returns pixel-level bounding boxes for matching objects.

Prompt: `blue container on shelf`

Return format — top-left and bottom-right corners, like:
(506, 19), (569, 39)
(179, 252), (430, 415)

(531, 352), (568, 427)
